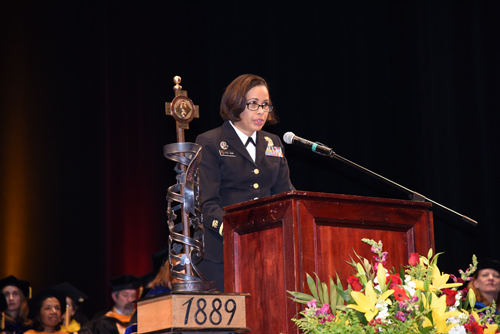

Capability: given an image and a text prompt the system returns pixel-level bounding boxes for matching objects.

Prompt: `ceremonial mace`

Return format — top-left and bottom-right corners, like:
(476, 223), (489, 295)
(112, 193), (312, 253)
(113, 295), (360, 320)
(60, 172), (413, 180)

(164, 76), (216, 292)
(134, 77), (249, 334)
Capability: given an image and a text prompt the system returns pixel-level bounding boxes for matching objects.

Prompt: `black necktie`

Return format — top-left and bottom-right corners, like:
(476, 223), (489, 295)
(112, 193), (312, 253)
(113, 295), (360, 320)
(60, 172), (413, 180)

(245, 137), (256, 147)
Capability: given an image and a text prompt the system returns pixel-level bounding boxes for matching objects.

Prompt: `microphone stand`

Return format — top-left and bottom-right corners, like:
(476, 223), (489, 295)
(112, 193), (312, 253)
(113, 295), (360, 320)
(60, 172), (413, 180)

(322, 149), (478, 226)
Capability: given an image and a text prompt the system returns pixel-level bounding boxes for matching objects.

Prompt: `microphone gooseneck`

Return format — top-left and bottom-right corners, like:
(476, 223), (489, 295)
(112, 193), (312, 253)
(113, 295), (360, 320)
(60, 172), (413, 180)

(282, 131), (478, 226)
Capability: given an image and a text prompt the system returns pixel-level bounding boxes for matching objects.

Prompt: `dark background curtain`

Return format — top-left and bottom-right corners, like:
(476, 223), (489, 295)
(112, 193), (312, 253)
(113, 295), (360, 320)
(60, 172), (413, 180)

(1, 1), (498, 316)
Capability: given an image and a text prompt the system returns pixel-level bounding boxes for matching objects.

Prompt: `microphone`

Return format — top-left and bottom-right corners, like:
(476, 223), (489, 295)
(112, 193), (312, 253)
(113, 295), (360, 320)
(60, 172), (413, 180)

(283, 132), (334, 156)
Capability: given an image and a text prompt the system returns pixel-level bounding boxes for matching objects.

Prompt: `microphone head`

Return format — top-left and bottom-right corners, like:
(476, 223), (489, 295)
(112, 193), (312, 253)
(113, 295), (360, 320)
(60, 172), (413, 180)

(283, 132), (295, 144)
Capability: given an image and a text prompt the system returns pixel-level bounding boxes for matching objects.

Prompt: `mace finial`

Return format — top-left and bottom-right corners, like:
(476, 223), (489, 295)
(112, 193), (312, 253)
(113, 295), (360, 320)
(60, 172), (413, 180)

(173, 76), (182, 90)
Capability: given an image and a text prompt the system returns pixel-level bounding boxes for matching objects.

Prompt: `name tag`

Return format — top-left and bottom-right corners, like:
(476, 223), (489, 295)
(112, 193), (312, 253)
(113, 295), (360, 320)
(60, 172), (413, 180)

(219, 150), (236, 157)
(265, 146), (283, 157)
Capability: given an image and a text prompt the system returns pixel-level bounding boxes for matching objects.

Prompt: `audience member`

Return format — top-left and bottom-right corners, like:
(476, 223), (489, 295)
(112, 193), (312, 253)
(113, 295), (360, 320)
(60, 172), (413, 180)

(124, 247), (172, 334)
(51, 283), (90, 334)
(24, 288), (66, 334)
(0, 276), (32, 334)
(149, 246), (173, 295)
(467, 259), (500, 309)
(92, 275), (139, 334)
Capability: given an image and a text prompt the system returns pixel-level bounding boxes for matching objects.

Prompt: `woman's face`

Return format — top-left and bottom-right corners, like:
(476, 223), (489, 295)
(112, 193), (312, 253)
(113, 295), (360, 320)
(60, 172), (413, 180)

(474, 268), (500, 295)
(233, 85), (269, 137)
(2, 285), (22, 311)
(40, 297), (61, 329)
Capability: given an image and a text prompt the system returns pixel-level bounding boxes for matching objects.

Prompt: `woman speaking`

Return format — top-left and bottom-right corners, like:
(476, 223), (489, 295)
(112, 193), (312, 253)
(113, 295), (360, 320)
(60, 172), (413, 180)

(196, 74), (295, 291)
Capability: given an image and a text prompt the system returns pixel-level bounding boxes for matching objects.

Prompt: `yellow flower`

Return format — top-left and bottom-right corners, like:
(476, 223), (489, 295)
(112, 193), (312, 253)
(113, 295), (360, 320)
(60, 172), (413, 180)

(346, 281), (393, 322)
(415, 265), (463, 292)
(421, 292), (461, 333)
(485, 324), (498, 334)
(431, 265), (463, 290)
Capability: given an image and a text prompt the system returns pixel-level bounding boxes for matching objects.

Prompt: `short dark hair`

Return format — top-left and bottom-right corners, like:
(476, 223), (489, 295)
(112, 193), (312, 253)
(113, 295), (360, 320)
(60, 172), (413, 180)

(220, 74), (278, 125)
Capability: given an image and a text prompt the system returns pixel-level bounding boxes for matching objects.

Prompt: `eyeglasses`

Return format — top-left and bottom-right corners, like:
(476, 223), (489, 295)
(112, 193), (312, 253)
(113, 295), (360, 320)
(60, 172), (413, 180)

(246, 102), (274, 112)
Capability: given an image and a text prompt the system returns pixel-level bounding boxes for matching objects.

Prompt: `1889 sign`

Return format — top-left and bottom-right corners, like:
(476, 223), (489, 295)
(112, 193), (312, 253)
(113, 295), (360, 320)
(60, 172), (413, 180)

(137, 293), (247, 332)
(182, 296), (238, 326)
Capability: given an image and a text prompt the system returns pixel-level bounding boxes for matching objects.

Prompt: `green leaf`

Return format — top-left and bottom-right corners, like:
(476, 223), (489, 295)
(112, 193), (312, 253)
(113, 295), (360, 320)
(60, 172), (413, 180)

(287, 290), (314, 301)
(419, 325), (434, 334)
(320, 282), (328, 305)
(336, 273), (344, 291)
(330, 277), (338, 313)
(357, 263), (368, 285)
(430, 252), (443, 266)
(306, 273), (319, 301)
(427, 248), (433, 259)
(316, 274), (324, 304)
(336, 285), (351, 302)
(336, 276), (345, 305)
(462, 291), (470, 310)
(287, 297), (310, 305)
(424, 278), (430, 292)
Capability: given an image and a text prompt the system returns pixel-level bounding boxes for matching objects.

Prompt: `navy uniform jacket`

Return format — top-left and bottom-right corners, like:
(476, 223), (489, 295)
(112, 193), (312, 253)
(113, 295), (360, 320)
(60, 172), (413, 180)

(195, 121), (295, 263)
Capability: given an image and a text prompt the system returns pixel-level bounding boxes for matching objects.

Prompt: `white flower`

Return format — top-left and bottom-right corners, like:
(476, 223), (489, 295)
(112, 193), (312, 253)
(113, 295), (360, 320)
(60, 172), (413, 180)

(375, 302), (390, 322)
(454, 292), (462, 307)
(448, 325), (466, 334)
(403, 277), (416, 296)
(458, 313), (469, 322)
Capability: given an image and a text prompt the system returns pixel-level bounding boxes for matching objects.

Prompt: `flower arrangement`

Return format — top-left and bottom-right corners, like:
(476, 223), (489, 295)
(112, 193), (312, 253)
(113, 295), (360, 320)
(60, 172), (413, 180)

(288, 238), (499, 334)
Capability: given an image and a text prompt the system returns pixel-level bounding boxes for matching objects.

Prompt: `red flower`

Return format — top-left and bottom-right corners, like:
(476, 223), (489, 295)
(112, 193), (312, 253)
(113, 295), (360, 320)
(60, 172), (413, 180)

(442, 288), (458, 306)
(393, 286), (409, 301)
(450, 274), (465, 284)
(408, 253), (419, 267)
(464, 321), (484, 334)
(461, 288), (469, 301)
(386, 273), (402, 289)
(347, 276), (363, 291)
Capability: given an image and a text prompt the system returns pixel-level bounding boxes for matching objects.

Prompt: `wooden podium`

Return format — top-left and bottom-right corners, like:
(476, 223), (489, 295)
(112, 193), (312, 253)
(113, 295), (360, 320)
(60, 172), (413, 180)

(223, 191), (434, 334)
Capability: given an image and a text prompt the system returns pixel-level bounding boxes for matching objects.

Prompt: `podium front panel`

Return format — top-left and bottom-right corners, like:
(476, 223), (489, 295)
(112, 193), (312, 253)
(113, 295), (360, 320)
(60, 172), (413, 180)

(223, 191), (433, 334)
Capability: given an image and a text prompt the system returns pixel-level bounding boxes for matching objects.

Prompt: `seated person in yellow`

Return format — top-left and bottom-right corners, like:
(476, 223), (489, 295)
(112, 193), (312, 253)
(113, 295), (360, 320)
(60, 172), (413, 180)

(52, 283), (89, 334)
(25, 288), (66, 334)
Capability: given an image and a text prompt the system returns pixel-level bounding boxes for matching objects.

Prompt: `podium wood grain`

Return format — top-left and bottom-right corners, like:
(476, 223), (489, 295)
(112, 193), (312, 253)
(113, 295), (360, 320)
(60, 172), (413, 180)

(223, 190), (434, 334)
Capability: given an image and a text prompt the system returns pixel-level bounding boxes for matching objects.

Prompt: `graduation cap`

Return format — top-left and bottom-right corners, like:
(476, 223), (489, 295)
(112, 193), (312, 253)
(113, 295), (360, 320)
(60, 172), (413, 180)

(152, 246), (170, 275)
(109, 275), (140, 292)
(0, 275), (31, 299)
(477, 259), (500, 274)
(52, 282), (88, 305)
(28, 287), (66, 319)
